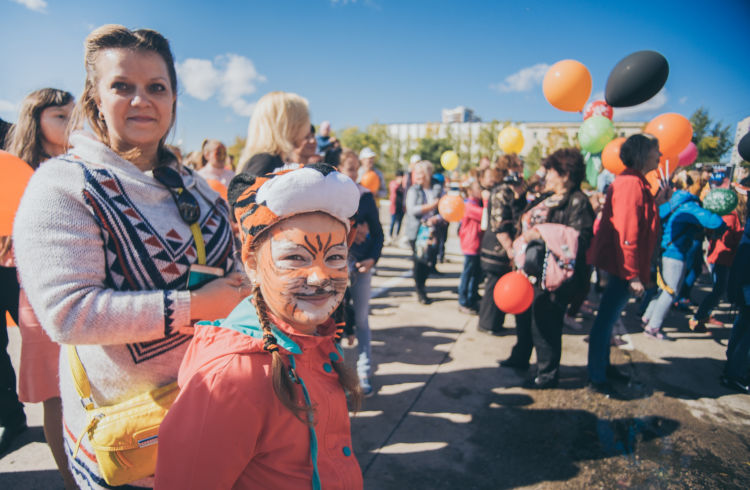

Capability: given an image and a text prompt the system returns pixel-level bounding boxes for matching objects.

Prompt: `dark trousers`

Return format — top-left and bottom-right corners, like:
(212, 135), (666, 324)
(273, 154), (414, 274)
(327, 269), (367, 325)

(410, 240), (431, 295)
(0, 266), (25, 428)
(509, 291), (566, 383)
(389, 212), (404, 238)
(726, 305), (750, 381)
(458, 255), (482, 308)
(478, 267), (510, 333)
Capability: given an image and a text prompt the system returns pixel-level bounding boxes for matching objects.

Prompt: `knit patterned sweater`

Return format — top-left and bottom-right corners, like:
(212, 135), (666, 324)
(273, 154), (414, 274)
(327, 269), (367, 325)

(13, 132), (236, 489)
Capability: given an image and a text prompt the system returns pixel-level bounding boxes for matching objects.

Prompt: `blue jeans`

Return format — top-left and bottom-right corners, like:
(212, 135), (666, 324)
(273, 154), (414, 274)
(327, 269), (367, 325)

(588, 274), (632, 384)
(694, 264), (730, 321)
(350, 268), (373, 380)
(725, 306), (750, 381)
(458, 254), (482, 308)
(643, 256), (686, 330)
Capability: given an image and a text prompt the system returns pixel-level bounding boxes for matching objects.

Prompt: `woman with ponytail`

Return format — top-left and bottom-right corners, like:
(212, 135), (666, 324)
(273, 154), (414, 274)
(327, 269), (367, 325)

(156, 164), (363, 490)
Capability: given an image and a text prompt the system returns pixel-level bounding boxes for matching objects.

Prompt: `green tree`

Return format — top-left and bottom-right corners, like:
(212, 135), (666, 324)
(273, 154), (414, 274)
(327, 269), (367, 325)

(690, 107), (732, 162)
(477, 120), (501, 161)
(414, 136), (452, 172)
(227, 135), (246, 169)
(524, 142), (544, 178)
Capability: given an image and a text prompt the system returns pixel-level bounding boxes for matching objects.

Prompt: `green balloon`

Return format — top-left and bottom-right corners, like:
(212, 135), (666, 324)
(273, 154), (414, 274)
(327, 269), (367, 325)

(585, 152), (601, 188)
(578, 115), (615, 154)
(703, 188), (738, 216)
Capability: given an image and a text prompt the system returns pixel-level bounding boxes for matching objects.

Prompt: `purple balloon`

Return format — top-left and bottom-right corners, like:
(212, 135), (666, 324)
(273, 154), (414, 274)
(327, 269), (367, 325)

(678, 142), (698, 167)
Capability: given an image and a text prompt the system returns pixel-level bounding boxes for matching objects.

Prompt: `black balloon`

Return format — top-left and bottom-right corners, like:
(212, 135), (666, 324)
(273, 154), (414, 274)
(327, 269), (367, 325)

(605, 51), (669, 108)
(739, 132), (750, 162)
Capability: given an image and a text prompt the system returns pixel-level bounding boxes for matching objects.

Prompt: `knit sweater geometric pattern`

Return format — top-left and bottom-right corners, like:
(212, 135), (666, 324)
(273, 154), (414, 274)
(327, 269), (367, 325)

(13, 132), (236, 489)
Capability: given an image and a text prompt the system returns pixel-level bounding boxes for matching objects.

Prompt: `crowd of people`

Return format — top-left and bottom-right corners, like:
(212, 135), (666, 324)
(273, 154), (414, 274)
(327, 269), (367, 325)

(0, 23), (748, 490)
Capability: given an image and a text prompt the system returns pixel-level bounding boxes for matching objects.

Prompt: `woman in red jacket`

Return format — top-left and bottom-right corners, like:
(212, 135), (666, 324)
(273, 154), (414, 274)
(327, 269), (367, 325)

(586, 134), (663, 394)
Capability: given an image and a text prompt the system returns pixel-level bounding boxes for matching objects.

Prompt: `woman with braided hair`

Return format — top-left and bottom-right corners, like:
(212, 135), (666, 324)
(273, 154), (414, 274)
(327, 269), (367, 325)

(156, 164), (363, 490)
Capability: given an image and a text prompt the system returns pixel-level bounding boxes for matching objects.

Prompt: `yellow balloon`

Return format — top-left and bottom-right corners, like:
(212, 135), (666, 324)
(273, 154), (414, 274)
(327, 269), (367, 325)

(498, 127), (524, 154)
(440, 150), (459, 171)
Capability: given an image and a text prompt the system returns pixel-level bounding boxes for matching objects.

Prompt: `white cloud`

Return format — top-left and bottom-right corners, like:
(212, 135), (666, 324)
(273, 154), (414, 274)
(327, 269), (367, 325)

(11, 0), (47, 13)
(612, 88), (668, 120)
(177, 54), (265, 116)
(679, 96), (688, 104)
(0, 99), (18, 115)
(178, 59), (221, 101)
(491, 63), (550, 93)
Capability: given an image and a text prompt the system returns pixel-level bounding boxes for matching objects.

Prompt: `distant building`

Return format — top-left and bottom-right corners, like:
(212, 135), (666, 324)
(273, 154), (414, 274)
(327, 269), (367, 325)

(441, 106), (481, 124)
(384, 120), (645, 162)
(731, 115), (750, 166)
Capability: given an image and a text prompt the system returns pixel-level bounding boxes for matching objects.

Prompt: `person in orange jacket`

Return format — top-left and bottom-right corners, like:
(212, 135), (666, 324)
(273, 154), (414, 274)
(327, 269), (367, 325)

(156, 164), (363, 490)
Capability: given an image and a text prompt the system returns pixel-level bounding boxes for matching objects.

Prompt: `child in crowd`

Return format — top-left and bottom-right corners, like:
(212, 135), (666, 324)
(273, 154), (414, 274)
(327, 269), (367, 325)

(156, 164), (363, 489)
(457, 179), (484, 314)
(5, 88), (76, 487)
(197, 138), (234, 187)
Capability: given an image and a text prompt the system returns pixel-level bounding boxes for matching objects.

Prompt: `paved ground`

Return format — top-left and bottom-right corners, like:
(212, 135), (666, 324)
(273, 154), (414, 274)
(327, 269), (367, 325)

(2, 222), (750, 489)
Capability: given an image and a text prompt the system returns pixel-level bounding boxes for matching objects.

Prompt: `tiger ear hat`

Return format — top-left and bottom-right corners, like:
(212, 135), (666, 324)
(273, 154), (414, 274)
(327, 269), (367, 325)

(227, 163), (360, 264)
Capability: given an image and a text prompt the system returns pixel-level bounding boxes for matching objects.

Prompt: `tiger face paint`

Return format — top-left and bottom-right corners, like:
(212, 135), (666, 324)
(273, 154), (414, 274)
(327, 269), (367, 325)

(252, 212), (349, 335)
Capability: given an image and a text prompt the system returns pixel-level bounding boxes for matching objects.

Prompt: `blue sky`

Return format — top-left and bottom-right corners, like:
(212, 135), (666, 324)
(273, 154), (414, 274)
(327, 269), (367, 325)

(2, 0), (748, 153)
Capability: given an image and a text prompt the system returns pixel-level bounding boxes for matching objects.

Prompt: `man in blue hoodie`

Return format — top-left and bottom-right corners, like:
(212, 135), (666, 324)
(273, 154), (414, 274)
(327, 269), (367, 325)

(641, 171), (724, 340)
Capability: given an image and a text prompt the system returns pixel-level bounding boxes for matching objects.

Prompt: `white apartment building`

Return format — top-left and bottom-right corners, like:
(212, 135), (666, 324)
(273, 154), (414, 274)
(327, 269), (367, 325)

(384, 120), (646, 159)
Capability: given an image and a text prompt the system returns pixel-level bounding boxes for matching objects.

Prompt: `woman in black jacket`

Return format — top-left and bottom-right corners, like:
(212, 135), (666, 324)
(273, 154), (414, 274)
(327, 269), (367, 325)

(500, 148), (595, 389)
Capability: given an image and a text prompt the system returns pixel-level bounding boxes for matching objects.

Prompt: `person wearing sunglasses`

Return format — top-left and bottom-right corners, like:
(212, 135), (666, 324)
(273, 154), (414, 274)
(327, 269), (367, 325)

(12, 25), (245, 489)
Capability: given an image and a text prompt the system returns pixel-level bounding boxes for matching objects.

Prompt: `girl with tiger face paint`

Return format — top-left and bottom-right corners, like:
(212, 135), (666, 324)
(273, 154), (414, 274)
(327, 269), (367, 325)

(251, 212), (349, 334)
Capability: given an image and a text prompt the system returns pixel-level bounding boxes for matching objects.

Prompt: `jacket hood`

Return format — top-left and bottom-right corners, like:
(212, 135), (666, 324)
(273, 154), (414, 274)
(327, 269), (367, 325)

(178, 297), (339, 387)
(669, 190), (698, 208)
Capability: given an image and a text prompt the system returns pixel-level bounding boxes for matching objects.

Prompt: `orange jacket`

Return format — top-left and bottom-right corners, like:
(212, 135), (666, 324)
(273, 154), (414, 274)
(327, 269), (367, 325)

(587, 169), (659, 283)
(155, 298), (362, 490)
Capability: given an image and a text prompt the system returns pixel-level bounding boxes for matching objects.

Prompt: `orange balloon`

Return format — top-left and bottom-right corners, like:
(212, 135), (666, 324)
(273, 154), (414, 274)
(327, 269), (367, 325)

(644, 113), (693, 157)
(543, 60), (592, 112)
(0, 150), (34, 236)
(360, 170), (380, 194)
(493, 271), (534, 314)
(601, 137), (627, 175)
(644, 169), (661, 196)
(438, 195), (465, 222)
(206, 179), (228, 201)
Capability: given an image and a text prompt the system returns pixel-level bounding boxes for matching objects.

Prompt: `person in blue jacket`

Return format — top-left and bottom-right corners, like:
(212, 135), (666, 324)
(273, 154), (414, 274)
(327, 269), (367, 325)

(641, 170), (724, 340)
(338, 149), (384, 396)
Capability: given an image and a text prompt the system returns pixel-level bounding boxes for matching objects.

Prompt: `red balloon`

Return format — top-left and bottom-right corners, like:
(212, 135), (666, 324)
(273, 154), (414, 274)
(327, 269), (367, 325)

(493, 271), (534, 314)
(0, 150), (34, 236)
(583, 100), (613, 121)
(678, 142), (698, 167)
(644, 113), (693, 157)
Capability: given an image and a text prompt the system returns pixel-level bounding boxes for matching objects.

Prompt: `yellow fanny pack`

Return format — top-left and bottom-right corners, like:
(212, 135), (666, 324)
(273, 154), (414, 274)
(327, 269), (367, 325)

(68, 345), (179, 486)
